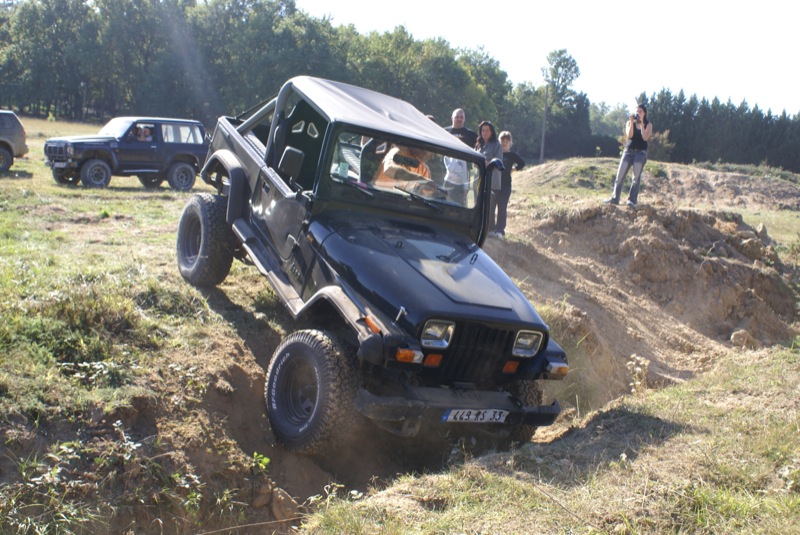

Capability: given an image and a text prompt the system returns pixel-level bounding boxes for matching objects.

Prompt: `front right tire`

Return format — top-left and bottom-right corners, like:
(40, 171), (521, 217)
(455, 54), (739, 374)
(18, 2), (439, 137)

(52, 169), (80, 186)
(176, 193), (234, 287)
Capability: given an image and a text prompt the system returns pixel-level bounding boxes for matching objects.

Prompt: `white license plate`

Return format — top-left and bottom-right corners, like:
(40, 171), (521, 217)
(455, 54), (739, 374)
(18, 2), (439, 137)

(442, 409), (509, 423)
(52, 162), (68, 168)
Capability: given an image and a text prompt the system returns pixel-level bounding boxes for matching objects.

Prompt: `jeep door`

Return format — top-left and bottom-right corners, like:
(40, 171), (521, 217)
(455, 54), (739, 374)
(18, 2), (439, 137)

(115, 121), (162, 173)
(251, 165), (315, 296)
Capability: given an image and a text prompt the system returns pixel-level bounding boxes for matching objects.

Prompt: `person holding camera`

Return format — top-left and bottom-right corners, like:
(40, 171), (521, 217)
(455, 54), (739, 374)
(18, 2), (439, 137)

(605, 104), (653, 209)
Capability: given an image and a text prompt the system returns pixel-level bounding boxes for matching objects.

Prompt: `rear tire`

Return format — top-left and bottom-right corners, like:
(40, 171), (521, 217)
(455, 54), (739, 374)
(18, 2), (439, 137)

(80, 159), (112, 188)
(167, 162), (196, 191)
(176, 193), (234, 287)
(0, 147), (12, 172)
(265, 330), (358, 455)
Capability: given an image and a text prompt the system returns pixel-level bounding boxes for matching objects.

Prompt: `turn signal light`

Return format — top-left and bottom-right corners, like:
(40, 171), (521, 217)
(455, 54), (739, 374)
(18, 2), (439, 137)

(423, 354), (442, 367)
(546, 361), (570, 378)
(502, 360), (520, 374)
(364, 316), (381, 334)
(396, 348), (423, 364)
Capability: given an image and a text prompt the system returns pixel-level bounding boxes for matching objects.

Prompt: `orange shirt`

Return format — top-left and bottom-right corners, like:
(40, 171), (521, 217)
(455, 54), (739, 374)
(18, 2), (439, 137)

(372, 146), (431, 189)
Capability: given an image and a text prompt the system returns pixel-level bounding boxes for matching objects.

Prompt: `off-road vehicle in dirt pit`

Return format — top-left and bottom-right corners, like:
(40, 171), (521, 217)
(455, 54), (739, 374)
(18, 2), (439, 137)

(44, 116), (208, 190)
(0, 110), (29, 173)
(176, 76), (569, 455)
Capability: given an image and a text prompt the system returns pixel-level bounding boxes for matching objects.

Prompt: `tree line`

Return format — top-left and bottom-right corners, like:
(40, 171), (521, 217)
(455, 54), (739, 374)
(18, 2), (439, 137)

(1, 0), (798, 171)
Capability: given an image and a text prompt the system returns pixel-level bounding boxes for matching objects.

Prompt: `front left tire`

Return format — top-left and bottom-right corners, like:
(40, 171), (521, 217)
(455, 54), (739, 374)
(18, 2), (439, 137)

(80, 159), (112, 188)
(265, 330), (358, 455)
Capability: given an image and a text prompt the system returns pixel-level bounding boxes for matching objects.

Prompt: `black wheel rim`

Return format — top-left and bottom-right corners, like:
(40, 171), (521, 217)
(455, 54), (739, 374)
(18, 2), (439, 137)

(279, 358), (318, 427)
(179, 213), (201, 265)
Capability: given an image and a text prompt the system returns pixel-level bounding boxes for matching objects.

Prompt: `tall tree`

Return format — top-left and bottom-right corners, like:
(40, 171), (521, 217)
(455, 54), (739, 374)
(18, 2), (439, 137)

(543, 49), (580, 107)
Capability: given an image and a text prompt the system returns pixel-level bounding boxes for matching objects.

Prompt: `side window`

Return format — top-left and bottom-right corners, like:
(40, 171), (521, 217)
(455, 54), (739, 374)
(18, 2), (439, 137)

(132, 123), (155, 142)
(161, 124), (204, 144)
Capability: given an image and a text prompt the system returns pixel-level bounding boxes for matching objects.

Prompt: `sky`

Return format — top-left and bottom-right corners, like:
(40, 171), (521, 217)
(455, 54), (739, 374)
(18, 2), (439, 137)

(294, 0), (798, 116)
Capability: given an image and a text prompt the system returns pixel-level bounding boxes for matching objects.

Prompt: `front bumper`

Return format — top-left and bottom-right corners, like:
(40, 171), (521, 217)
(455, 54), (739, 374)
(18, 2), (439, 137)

(45, 159), (77, 169)
(355, 384), (561, 437)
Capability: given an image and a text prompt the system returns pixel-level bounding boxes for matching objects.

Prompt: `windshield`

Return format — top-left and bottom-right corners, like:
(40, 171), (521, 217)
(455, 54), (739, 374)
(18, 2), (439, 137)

(326, 130), (484, 210)
(98, 117), (134, 137)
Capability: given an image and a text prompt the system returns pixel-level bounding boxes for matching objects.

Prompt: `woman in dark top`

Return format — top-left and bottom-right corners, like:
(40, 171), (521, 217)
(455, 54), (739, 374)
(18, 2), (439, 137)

(496, 130), (525, 237)
(476, 120), (503, 232)
(605, 104), (653, 209)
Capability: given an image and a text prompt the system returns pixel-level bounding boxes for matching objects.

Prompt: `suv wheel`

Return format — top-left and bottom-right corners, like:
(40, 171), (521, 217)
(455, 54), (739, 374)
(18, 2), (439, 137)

(52, 169), (80, 186)
(0, 147), (12, 172)
(504, 380), (543, 446)
(167, 162), (196, 191)
(176, 193), (234, 287)
(265, 330), (358, 455)
(80, 159), (112, 188)
(138, 174), (164, 189)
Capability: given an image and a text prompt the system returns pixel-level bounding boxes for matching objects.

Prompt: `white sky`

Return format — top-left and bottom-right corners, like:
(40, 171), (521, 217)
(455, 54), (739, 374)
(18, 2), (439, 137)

(295, 0), (798, 115)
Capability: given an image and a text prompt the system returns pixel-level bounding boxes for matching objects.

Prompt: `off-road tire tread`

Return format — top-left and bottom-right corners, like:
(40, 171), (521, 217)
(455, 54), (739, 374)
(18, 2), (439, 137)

(176, 193), (234, 287)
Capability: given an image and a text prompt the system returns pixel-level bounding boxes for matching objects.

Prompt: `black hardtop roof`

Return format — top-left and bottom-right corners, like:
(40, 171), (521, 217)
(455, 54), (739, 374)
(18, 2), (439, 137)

(287, 76), (482, 159)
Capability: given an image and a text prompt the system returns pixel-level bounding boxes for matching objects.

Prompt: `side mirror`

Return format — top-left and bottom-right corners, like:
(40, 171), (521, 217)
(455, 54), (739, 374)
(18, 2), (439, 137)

(487, 158), (505, 172)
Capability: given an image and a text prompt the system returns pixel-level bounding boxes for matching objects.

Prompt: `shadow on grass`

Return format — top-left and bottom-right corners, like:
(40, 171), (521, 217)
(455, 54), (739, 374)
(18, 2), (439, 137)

(510, 403), (689, 486)
(200, 285), (288, 370)
(0, 170), (33, 179)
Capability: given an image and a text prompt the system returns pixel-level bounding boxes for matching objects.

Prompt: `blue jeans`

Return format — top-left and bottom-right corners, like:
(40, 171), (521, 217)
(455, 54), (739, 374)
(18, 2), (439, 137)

(612, 149), (647, 204)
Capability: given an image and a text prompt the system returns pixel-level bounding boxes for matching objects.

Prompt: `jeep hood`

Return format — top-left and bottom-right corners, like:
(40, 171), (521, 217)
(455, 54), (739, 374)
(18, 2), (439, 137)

(313, 213), (545, 328)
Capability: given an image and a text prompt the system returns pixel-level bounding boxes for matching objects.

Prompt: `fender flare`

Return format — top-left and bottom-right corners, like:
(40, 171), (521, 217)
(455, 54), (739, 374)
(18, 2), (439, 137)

(203, 149), (247, 225)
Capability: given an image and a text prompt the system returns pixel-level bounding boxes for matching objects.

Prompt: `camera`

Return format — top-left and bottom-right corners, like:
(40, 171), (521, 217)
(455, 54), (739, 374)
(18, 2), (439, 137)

(630, 114), (640, 124)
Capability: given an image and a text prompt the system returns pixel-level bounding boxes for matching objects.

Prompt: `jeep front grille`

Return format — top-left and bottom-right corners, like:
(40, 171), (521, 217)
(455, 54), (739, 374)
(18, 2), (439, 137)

(437, 323), (515, 387)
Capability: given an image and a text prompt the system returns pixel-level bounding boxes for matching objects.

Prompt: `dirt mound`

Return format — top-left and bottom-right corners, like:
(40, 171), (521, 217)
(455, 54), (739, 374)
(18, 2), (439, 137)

(482, 161), (799, 412)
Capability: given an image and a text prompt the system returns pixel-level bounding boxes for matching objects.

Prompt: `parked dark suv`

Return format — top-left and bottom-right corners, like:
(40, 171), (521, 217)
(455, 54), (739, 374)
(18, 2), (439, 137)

(44, 116), (208, 190)
(0, 110), (28, 172)
(176, 77), (569, 455)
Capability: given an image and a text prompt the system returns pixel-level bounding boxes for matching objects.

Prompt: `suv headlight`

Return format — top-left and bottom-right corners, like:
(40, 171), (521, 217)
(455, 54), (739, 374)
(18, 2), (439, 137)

(65, 143), (74, 157)
(420, 320), (455, 349)
(512, 330), (543, 358)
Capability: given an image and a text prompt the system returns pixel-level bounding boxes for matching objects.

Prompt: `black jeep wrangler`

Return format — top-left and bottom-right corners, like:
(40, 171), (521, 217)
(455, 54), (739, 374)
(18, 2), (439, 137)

(44, 116), (208, 190)
(176, 77), (569, 454)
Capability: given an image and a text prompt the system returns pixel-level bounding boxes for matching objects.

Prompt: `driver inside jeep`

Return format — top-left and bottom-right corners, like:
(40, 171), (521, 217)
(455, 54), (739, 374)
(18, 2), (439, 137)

(372, 145), (439, 196)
